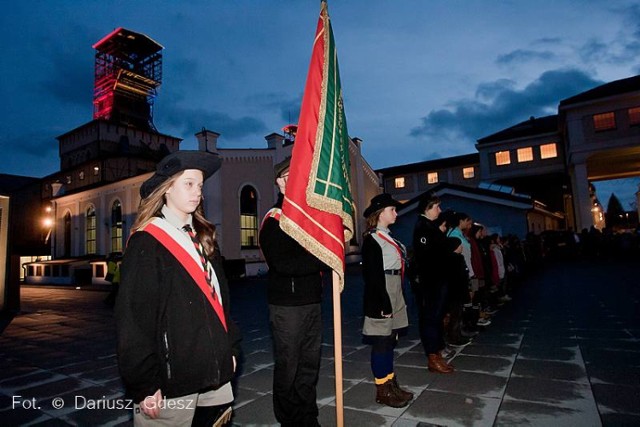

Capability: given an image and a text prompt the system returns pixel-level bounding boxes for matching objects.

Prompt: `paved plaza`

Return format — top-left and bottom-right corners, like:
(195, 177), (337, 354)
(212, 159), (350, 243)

(1, 257), (639, 426)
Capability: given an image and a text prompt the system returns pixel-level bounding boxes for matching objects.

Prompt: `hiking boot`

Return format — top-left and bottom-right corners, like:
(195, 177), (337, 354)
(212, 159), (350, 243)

(391, 375), (414, 401)
(428, 353), (454, 373)
(376, 380), (410, 407)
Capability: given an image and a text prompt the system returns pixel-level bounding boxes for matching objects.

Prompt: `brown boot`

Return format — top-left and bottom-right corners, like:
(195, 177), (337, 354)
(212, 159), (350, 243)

(375, 380), (410, 408)
(428, 353), (454, 373)
(391, 375), (414, 401)
(437, 351), (455, 369)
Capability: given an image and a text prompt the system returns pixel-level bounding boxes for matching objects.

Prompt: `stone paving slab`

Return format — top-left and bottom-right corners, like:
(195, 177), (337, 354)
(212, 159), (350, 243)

(1, 258), (639, 426)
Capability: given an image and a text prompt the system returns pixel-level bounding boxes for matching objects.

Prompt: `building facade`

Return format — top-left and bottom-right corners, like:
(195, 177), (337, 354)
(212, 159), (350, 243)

(378, 75), (640, 235)
(26, 27), (380, 284)
(378, 153), (480, 203)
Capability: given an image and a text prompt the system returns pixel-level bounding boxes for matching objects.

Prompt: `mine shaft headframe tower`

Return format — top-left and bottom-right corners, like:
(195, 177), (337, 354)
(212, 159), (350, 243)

(92, 27), (163, 132)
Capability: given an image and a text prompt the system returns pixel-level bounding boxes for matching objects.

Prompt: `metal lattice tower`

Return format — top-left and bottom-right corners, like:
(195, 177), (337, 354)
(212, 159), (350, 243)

(92, 27), (163, 131)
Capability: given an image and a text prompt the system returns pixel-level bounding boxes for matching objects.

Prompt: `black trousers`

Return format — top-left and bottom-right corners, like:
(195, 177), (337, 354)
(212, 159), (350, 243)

(416, 281), (448, 355)
(269, 303), (322, 427)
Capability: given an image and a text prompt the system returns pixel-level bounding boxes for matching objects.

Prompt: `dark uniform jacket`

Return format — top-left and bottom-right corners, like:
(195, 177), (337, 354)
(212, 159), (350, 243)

(446, 251), (471, 304)
(361, 231), (393, 319)
(259, 193), (327, 306)
(115, 227), (241, 403)
(412, 214), (448, 288)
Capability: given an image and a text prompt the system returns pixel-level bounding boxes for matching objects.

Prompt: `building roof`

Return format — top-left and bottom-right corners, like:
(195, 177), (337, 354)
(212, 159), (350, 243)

(376, 153), (479, 176)
(559, 74), (640, 107)
(398, 181), (533, 214)
(477, 115), (558, 145)
(0, 174), (39, 194)
(56, 119), (182, 141)
(92, 27), (163, 56)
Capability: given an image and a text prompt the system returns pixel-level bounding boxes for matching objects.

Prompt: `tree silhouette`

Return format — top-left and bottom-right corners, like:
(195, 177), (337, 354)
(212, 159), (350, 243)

(605, 193), (625, 227)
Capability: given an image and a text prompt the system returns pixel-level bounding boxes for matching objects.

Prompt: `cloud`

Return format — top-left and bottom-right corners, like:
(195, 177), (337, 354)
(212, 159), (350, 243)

(532, 37), (562, 45)
(410, 69), (603, 145)
(1, 131), (58, 157)
(39, 24), (97, 106)
(245, 92), (302, 124)
(0, 130), (61, 176)
(496, 49), (556, 66)
(579, 4), (640, 66)
(157, 106), (267, 141)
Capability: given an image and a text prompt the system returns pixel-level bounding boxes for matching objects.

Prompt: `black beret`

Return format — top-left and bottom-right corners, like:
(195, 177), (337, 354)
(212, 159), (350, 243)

(363, 193), (402, 218)
(140, 150), (221, 199)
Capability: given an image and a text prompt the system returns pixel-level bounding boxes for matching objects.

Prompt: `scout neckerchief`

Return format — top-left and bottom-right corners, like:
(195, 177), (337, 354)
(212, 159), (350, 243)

(374, 228), (407, 280)
(140, 218), (227, 331)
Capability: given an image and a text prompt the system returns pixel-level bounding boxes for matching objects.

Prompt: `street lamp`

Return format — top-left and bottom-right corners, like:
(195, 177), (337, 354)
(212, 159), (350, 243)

(43, 205), (53, 244)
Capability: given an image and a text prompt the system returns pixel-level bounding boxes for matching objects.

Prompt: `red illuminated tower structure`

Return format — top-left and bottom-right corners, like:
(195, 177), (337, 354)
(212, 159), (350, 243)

(92, 27), (162, 131)
(43, 28), (181, 199)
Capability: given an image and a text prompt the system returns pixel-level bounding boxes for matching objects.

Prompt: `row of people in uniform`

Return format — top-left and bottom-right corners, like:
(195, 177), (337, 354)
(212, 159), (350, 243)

(113, 149), (520, 424)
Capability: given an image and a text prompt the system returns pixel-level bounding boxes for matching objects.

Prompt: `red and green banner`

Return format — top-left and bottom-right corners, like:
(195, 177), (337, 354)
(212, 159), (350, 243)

(280, 0), (354, 289)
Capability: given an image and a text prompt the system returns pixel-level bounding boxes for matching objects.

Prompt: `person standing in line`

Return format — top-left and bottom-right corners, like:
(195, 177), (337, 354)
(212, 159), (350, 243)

(361, 193), (413, 408)
(446, 212), (474, 279)
(443, 212), (479, 346)
(103, 252), (121, 307)
(443, 236), (472, 347)
(259, 157), (328, 427)
(115, 151), (240, 427)
(467, 223), (492, 327)
(489, 233), (512, 303)
(411, 193), (454, 374)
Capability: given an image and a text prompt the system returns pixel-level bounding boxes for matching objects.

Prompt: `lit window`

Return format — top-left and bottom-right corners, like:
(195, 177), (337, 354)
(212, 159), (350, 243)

(86, 206), (97, 255)
(111, 200), (123, 253)
(517, 147), (534, 162)
(79, 171), (85, 180)
(593, 112), (615, 131)
(540, 143), (558, 159)
(427, 172), (438, 184)
(93, 165), (100, 176)
(463, 167), (475, 179)
(66, 176), (72, 184)
(629, 107), (640, 125)
(240, 186), (258, 248)
(495, 151), (511, 166)
(394, 177), (405, 188)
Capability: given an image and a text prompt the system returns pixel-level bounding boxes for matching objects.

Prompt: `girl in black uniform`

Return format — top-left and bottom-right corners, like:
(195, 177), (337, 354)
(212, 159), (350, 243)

(361, 193), (413, 408)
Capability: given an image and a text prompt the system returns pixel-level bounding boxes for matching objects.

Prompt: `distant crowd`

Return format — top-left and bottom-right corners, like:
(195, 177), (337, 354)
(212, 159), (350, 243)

(523, 225), (640, 262)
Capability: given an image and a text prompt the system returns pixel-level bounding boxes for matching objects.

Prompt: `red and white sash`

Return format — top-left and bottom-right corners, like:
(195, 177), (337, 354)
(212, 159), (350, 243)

(375, 230), (405, 280)
(139, 218), (227, 332)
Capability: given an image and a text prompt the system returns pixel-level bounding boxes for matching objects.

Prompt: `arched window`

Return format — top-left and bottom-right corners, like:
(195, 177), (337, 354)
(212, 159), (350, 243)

(64, 212), (71, 257)
(86, 206), (97, 255)
(240, 186), (258, 248)
(111, 200), (123, 253)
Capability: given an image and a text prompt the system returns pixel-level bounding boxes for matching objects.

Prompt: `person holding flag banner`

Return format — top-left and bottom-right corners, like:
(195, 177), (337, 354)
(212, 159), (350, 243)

(275, 1), (354, 425)
(259, 157), (329, 427)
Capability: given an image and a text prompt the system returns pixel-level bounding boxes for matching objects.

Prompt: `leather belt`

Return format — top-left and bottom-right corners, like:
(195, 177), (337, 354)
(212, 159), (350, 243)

(384, 269), (401, 275)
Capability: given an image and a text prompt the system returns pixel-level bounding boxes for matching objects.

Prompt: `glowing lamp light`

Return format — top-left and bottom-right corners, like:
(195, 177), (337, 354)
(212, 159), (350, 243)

(43, 218), (53, 228)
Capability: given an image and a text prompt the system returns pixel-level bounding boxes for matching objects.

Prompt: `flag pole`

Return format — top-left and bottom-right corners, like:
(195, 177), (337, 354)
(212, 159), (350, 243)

(332, 270), (344, 426)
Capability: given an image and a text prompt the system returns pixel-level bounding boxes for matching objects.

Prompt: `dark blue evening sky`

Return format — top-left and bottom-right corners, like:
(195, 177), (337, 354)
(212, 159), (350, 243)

(1, 1), (639, 208)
